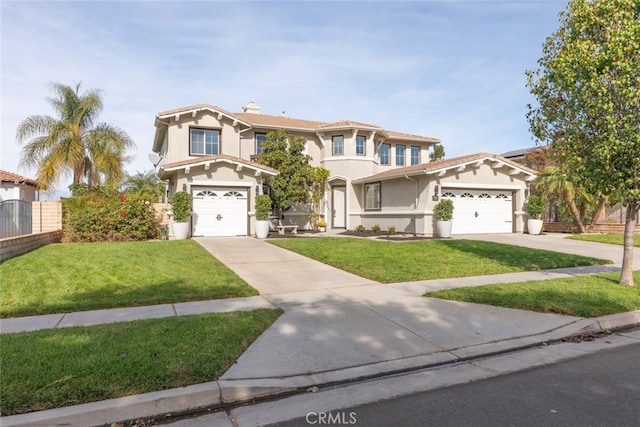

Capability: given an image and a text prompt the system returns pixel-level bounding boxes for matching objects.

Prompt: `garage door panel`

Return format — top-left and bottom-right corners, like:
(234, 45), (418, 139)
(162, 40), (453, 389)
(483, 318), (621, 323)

(192, 187), (248, 237)
(442, 190), (512, 234)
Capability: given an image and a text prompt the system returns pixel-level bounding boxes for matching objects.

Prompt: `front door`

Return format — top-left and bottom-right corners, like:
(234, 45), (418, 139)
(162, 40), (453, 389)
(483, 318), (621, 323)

(332, 186), (346, 228)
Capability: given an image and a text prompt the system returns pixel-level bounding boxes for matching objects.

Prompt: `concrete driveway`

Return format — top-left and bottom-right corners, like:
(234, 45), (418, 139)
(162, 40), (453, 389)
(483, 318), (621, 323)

(193, 235), (610, 382)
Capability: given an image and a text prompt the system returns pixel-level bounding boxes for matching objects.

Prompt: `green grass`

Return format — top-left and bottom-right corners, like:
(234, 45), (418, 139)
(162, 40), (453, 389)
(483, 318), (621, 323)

(425, 272), (640, 318)
(268, 238), (610, 283)
(0, 240), (257, 318)
(567, 233), (640, 247)
(0, 309), (282, 416)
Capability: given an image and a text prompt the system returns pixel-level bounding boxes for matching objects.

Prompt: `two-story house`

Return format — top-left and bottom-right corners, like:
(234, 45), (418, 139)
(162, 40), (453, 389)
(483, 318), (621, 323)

(152, 102), (536, 237)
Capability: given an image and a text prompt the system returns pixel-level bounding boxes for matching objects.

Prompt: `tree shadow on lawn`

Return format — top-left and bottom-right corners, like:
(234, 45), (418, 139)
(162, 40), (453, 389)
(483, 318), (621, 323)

(3, 279), (257, 319)
(440, 239), (611, 271)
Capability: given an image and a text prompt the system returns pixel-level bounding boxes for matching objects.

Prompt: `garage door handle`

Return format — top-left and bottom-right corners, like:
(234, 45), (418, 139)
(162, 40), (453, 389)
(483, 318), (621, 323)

(474, 211), (479, 218)
(216, 214), (223, 221)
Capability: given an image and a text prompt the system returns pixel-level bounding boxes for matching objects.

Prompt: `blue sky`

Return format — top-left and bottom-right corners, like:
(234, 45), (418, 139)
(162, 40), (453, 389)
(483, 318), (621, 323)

(1, 0), (567, 192)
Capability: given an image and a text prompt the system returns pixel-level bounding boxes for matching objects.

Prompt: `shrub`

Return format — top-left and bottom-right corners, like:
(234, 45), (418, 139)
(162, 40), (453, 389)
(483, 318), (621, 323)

(317, 219), (327, 228)
(372, 224), (381, 234)
(171, 191), (193, 222)
(526, 195), (546, 219)
(355, 224), (366, 232)
(387, 225), (397, 235)
(255, 194), (272, 221)
(434, 199), (454, 221)
(63, 192), (162, 242)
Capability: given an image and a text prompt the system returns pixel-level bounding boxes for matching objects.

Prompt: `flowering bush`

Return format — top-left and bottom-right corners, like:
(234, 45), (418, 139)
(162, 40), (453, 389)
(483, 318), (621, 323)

(63, 191), (162, 242)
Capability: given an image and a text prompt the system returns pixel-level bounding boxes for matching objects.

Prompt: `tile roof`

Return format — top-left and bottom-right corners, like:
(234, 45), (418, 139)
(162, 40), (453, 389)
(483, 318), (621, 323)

(0, 170), (37, 187)
(234, 113), (327, 130)
(353, 152), (538, 183)
(155, 104), (440, 143)
(161, 154), (278, 175)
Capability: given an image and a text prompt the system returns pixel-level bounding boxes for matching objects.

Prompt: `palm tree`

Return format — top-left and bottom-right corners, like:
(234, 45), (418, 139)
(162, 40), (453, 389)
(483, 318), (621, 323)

(535, 165), (590, 233)
(16, 82), (134, 191)
(122, 170), (166, 202)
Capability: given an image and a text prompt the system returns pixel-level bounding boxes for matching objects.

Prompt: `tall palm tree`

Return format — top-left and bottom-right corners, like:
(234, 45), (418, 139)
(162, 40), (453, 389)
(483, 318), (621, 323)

(122, 170), (166, 202)
(535, 165), (590, 233)
(16, 82), (134, 191)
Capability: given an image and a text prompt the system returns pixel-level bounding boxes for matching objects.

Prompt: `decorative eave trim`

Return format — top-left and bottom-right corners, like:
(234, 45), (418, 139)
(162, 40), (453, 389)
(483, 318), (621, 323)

(161, 157), (277, 177)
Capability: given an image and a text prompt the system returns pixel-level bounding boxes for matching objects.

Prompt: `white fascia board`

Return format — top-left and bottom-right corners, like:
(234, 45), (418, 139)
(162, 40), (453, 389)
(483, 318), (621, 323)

(440, 182), (523, 190)
(189, 181), (253, 188)
(163, 159), (277, 176)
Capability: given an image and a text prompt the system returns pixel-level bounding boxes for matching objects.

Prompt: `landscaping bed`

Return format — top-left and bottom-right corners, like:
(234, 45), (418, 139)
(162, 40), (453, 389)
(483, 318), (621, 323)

(425, 271), (640, 317)
(268, 237), (610, 283)
(0, 309), (282, 416)
(0, 240), (257, 318)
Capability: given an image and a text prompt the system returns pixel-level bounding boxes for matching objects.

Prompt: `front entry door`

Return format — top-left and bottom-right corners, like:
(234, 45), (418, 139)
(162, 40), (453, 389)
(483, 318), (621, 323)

(332, 186), (346, 228)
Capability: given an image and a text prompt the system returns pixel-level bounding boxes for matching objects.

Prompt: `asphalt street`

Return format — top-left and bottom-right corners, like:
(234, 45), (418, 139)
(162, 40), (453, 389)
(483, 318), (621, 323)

(270, 341), (640, 427)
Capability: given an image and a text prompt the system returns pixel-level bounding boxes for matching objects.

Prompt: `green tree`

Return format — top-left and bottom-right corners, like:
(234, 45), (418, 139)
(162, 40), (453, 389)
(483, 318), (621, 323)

(430, 144), (445, 161)
(16, 82), (134, 192)
(526, 0), (640, 286)
(122, 170), (166, 202)
(257, 129), (330, 225)
(536, 165), (591, 233)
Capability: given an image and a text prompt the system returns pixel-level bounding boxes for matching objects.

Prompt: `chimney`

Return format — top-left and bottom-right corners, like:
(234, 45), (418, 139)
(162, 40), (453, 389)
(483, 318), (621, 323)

(242, 101), (261, 114)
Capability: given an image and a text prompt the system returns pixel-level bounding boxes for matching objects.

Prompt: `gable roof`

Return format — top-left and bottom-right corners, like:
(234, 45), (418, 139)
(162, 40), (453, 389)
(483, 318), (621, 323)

(0, 170), (37, 187)
(154, 103), (441, 149)
(352, 153), (538, 184)
(161, 154), (278, 176)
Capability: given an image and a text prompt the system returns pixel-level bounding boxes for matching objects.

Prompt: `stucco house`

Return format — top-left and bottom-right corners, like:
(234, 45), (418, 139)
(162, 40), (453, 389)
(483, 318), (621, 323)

(0, 170), (38, 202)
(152, 102), (536, 237)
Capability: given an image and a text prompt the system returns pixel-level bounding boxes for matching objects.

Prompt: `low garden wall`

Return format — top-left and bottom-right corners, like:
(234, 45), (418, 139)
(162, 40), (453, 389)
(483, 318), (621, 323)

(0, 230), (63, 262)
(544, 222), (640, 234)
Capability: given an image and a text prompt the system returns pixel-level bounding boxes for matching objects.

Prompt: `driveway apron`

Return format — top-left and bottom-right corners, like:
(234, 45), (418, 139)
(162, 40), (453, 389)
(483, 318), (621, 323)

(193, 236), (585, 381)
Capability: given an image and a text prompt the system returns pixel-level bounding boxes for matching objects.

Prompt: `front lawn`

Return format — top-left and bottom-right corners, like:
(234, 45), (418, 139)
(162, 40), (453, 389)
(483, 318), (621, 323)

(0, 309), (282, 416)
(0, 240), (257, 318)
(567, 233), (640, 247)
(268, 238), (610, 283)
(425, 272), (640, 317)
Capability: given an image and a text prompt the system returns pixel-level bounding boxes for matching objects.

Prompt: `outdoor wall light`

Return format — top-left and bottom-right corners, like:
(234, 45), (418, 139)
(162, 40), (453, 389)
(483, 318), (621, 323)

(182, 183), (187, 192)
(434, 185), (439, 196)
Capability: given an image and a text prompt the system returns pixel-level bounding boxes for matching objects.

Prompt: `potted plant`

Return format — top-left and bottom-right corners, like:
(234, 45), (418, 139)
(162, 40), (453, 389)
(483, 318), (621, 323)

(317, 219), (327, 232)
(255, 194), (271, 239)
(526, 194), (545, 235)
(171, 191), (192, 240)
(434, 199), (454, 238)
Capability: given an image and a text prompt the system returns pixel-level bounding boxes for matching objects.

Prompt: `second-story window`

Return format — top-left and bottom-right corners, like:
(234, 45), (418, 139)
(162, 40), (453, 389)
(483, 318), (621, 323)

(396, 145), (406, 166)
(190, 128), (220, 155)
(332, 135), (344, 156)
(411, 146), (420, 165)
(255, 133), (267, 155)
(356, 135), (365, 156)
(380, 143), (390, 165)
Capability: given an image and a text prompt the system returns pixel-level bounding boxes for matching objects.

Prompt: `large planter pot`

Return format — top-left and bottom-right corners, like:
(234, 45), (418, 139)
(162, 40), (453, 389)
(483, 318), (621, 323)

(436, 220), (452, 238)
(255, 220), (270, 239)
(172, 221), (190, 240)
(527, 219), (543, 235)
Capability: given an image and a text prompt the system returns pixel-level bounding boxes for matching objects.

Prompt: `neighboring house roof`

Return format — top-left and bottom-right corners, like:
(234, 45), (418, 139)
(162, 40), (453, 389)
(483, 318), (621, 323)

(352, 152), (538, 184)
(501, 147), (536, 158)
(161, 154), (278, 176)
(0, 170), (37, 187)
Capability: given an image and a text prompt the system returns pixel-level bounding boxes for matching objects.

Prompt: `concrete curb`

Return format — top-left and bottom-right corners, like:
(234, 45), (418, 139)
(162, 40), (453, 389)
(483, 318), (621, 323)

(3, 310), (638, 427)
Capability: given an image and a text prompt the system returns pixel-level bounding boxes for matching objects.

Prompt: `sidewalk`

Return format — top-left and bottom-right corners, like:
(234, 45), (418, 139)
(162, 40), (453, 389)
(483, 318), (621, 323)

(2, 233), (639, 427)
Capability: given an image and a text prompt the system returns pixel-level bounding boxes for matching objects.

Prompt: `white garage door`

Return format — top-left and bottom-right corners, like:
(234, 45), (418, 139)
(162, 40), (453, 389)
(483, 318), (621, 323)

(192, 187), (248, 236)
(441, 189), (513, 234)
